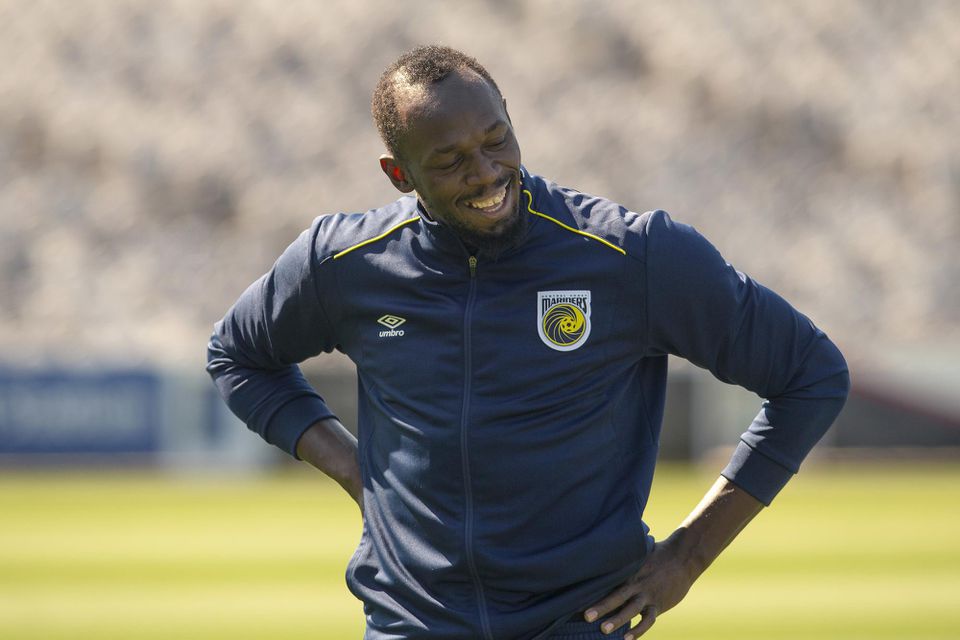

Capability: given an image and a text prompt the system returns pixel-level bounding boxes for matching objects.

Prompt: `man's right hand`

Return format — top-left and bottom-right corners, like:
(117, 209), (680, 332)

(295, 418), (363, 514)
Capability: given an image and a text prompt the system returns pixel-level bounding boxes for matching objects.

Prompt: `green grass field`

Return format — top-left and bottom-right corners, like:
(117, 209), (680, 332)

(1, 462), (958, 639)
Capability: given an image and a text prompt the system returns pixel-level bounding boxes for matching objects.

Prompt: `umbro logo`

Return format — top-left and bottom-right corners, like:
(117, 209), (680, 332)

(377, 314), (406, 337)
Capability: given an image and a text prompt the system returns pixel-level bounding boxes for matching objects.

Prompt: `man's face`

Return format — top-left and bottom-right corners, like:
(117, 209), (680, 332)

(392, 70), (524, 255)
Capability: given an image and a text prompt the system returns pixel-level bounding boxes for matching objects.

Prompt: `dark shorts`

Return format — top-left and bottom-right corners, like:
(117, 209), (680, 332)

(546, 615), (630, 639)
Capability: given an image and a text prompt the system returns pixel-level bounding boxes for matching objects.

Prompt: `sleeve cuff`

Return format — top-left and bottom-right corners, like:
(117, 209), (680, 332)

(720, 440), (795, 506)
(264, 395), (337, 457)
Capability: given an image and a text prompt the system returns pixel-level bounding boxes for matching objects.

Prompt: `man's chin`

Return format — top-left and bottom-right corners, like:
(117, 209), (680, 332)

(457, 202), (527, 260)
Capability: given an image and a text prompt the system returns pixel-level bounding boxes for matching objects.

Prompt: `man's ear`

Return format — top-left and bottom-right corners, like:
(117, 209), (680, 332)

(380, 155), (414, 193)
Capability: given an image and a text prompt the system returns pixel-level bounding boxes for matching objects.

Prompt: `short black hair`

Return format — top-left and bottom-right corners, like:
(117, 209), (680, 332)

(372, 45), (502, 158)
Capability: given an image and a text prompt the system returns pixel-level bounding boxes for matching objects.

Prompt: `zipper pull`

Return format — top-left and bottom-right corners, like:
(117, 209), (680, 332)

(468, 255), (478, 278)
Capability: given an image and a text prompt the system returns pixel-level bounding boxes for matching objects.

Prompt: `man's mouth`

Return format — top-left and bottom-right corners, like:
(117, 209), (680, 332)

(463, 179), (511, 214)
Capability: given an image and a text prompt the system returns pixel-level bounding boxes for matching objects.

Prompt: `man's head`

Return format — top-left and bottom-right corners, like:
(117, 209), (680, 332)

(372, 45), (525, 257)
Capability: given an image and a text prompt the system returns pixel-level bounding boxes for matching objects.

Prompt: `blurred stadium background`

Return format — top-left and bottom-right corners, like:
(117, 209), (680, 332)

(1, 1), (958, 638)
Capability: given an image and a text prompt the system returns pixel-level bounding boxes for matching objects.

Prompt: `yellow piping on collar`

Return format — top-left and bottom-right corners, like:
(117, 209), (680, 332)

(333, 216), (420, 260)
(523, 189), (626, 256)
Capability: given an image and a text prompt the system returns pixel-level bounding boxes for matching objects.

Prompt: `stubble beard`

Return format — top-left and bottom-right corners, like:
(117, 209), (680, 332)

(447, 200), (528, 261)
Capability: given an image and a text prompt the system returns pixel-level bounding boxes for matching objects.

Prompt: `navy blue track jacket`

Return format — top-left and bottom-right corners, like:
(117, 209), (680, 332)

(207, 169), (850, 640)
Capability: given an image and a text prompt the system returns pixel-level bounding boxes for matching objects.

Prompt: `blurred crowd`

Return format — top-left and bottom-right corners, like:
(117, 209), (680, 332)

(1, 0), (957, 369)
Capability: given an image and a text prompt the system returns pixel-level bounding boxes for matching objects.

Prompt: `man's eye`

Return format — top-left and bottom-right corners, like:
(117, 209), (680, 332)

(487, 137), (507, 150)
(436, 157), (461, 171)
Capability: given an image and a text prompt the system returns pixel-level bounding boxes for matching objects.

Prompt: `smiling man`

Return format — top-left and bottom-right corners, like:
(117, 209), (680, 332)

(207, 45), (849, 640)
(376, 59), (525, 256)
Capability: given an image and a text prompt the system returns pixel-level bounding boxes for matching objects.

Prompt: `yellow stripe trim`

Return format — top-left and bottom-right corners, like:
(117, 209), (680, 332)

(333, 216), (420, 260)
(523, 189), (627, 256)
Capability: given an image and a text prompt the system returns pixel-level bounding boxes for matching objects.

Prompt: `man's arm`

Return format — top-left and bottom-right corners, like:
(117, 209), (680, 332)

(585, 211), (849, 638)
(640, 210), (850, 505)
(295, 418), (363, 513)
(584, 477), (763, 638)
(207, 220), (344, 457)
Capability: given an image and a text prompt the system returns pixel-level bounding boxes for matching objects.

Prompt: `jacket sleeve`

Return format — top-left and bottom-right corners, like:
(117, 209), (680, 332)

(642, 210), (850, 505)
(206, 219), (339, 457)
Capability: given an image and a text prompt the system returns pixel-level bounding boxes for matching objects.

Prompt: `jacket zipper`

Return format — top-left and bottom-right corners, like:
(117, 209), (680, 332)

(461, 254), (493, 640)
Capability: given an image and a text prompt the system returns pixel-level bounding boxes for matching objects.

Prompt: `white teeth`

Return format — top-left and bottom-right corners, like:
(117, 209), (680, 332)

(466, 187), (507, 210)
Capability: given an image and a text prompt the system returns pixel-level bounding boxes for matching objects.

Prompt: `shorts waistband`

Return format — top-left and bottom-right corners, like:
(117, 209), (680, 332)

(546, 614), (629, 640)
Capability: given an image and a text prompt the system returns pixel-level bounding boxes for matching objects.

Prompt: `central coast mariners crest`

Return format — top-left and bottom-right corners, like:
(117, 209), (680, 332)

(537, 290), (592, 351)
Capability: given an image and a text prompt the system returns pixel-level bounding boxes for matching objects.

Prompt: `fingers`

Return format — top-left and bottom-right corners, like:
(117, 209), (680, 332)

(624, 606), (658, 640)
(584, 583), (633, 622)
(585, 590), (658, 638)
(590, 595), (650, 635)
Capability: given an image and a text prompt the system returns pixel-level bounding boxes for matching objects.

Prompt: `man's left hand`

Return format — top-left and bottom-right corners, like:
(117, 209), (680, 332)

(583, 477), (765, 638)
(582, 529), (697, 639)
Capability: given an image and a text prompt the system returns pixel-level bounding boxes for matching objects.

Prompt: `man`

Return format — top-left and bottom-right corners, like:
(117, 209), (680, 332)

(207, 45), (849, 640)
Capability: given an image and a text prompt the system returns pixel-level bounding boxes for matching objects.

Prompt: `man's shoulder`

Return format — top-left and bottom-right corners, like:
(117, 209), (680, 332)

(530, 174), (733, 286)
(523, 170), (671, 260)
(309, 195), (421, 262)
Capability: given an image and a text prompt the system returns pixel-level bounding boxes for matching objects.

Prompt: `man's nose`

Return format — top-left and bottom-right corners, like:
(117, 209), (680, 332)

(465, 153), (499, 186)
